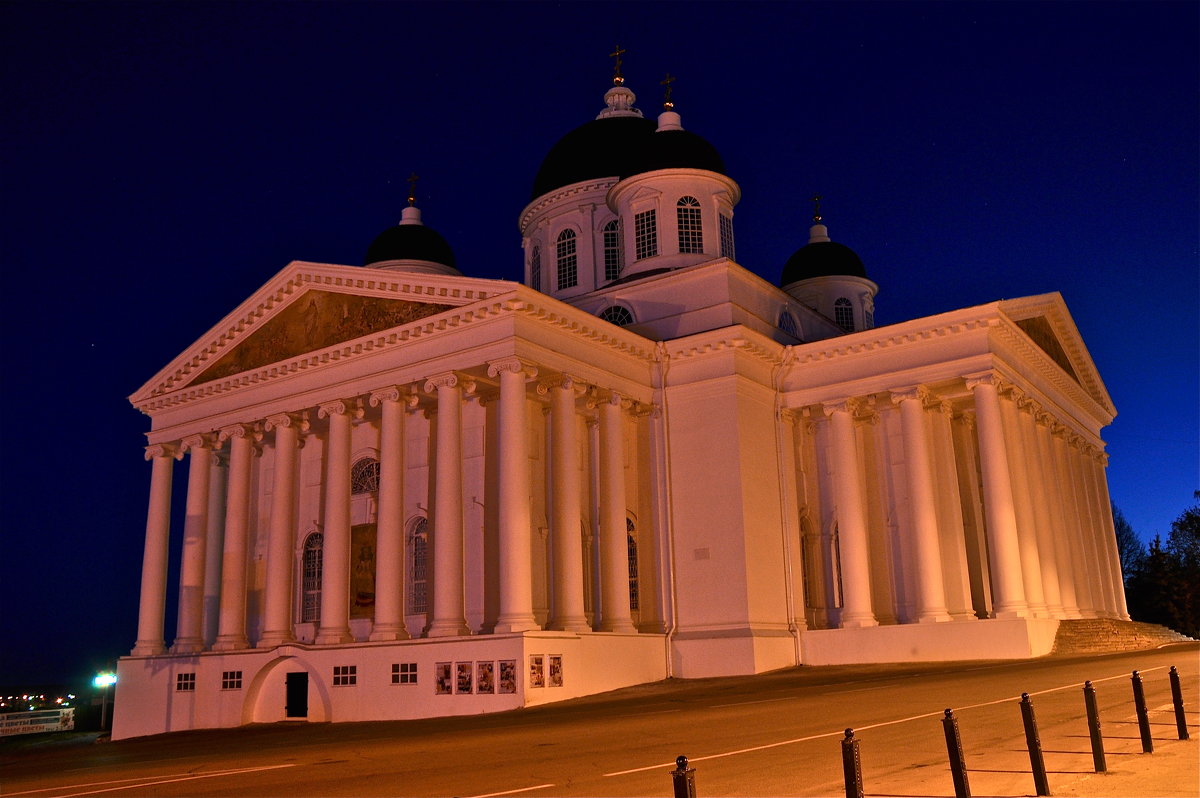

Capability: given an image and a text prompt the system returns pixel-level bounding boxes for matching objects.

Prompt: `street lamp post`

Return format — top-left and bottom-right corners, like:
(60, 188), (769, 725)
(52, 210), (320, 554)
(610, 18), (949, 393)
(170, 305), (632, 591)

(93, 672), (116, 731)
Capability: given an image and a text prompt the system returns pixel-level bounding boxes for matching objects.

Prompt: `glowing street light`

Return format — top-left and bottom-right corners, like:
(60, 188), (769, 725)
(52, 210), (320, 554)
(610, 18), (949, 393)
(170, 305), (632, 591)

(93, 672), (117, 731)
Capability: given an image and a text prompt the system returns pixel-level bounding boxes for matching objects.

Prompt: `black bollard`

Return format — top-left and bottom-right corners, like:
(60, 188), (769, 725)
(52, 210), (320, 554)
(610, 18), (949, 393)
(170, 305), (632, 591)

(671, 754), (697, 798)
(1083, 681), (1107, 773)
(942, 708), (971, 798)
(842, 728), (864, 798)
(1020, 693), (1051, 796)
(1131, 670), (1154, 753)
(1169, 666), (1190, 741)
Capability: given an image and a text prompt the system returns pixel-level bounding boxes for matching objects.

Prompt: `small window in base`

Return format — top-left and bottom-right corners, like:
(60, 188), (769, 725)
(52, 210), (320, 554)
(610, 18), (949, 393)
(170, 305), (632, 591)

(176, 673), (196, 692)
(333, 665), (357, 686)
(392, 662), (417, 685)
(221, 670), (243, 690)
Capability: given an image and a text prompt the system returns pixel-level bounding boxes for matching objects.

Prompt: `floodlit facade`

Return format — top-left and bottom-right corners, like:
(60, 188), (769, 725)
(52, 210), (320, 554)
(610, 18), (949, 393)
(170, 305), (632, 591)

(114, 75), (1127, 739)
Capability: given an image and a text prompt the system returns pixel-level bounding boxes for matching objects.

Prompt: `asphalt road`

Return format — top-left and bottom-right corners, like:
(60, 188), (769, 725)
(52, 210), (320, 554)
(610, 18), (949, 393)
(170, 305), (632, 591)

(3, 644), (1197, 797)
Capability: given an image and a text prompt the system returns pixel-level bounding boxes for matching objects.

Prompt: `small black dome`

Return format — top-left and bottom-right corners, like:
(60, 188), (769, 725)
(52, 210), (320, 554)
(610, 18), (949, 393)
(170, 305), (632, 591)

(365, 223), (456, 268)
(623, 129), (726, 179)
(781, 241), (867, 286)
(531, 116), (657, 200)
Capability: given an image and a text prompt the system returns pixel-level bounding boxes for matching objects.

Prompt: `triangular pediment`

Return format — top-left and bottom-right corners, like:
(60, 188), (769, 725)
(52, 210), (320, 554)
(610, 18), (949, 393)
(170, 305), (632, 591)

(999, 293), (1115, 416)
(131, 261), (515, 407)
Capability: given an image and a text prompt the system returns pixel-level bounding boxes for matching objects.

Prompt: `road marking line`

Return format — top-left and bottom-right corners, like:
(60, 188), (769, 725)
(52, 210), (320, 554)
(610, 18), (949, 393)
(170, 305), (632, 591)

(711, 696), (798, 708)
(603, 665), (1170, 778)
(15, 764), (296, 797)
(618, 708), (682, 716)
(462, 783), (556, 798)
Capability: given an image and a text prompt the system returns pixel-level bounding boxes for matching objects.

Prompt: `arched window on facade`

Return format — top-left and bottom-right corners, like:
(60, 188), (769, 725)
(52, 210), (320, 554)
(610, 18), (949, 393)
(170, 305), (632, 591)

(602, 219), (622, 282)
(778, 310), (798, 338)
(626, 518), (639, 611)
(301, 532), (323, 623)
(599, 305), (635, 326)
(350, 457), (380, 494)
(834, 297), (854, 332)
(677, 196), (703, 253)
(530, 245), (542, 291)
(719, 213), (735, 260)
(634, 209), (658, 260)
(407, 517), (429, 615)
(556, 229), (577, 289)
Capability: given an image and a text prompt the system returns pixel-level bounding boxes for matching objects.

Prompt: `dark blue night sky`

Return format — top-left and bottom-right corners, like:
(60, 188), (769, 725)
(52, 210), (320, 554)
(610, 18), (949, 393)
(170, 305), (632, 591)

(2, 1), (1196, 685)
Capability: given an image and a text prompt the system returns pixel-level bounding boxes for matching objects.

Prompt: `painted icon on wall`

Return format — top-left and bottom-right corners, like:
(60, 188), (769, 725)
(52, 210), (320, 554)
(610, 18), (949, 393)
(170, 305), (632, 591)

(548, 655), (563, 687)
(435, 662), (452, 695)
(499, 660), (517, 693)
(529, 655), (544, 688)
(456, 662), (473, 694)
(477, 661), (495, 694)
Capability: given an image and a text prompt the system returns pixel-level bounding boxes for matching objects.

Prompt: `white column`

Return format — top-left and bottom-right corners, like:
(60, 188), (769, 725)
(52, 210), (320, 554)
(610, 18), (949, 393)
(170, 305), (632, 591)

(1070, 436), (1112, 616)
(213, 424), (257, 651)
(316, 400), (355, 645)
(1034, 411), (1080, 617)
(426, 373), (469, 637)
(1089, 450), (1130, 619)
(890, 388), (951, 622)
(965, 373), (1028, 618)
(929, 402), (974, 620)
(258, 413), (305, 647)
(369, 387), (410, 641)
(172, 435), (214, 653)
(544, 376), (589, 632)
(132, 443), (178, 656)
(997, 385), (1048, 617)
(489, 359), (541, 633)
(822, 399), (877, 628)
(598, 391), (636, 633)
(1050, 425), (1093, 615)
(1018, 399), (1064, 617)
(202, 451), (228, 647)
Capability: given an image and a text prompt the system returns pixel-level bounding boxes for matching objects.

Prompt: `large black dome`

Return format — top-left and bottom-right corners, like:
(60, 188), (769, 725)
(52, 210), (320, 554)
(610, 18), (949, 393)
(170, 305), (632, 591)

(365, 223), (456, 268)
(781, 241), (867, 286)
(531, 116), (727, 200)
(531, 116), (657, 200)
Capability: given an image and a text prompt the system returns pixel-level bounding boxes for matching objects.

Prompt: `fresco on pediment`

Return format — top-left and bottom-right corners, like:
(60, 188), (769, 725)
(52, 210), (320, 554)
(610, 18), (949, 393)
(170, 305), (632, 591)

(189, 290), (453, 386)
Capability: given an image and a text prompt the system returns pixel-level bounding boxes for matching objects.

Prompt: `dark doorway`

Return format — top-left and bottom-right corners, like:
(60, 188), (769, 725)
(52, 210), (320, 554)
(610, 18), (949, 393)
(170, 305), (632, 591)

(285, 672), (308, 718)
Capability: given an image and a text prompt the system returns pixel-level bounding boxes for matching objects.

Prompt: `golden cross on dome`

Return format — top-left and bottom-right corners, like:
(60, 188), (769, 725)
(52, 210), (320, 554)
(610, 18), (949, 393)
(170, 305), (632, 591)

(609, 45), (626, 85)
(812, 194), (823, 223)
(661, 72), (675, 109)
(407, 172), (420, 207)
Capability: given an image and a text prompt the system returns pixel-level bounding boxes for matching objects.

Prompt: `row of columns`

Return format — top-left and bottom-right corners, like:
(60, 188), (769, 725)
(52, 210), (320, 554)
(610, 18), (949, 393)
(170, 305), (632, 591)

(132, 359), (644, 657)
(811, 370), (1125, 632)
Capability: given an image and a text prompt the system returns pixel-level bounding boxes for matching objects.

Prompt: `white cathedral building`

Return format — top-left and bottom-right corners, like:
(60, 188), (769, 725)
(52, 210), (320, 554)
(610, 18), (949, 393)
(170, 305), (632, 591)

(114, 72), (1128, 739)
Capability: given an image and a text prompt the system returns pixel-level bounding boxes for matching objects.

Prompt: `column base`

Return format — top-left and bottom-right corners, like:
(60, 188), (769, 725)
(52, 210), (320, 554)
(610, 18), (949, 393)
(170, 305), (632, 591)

(315, 627), (352, 645)
(493, 615), (541, 634)
(548, 616), (591, 633)
(368, 624), (411, 642)
(840, 611), (878, 629)
(131, 640), (165, 656)
(426, 620), (470, 638)
(992, 606), (1031, 620)
(916, 612), (954, 623)
(598, 621), (638, 634)
(169, 637), (205, 654)
(211, 635), (249, 651)
(255, 632), (295, 649)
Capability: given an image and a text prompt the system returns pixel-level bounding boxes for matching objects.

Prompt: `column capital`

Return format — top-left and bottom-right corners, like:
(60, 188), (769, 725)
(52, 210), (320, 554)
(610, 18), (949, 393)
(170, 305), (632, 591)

(536, 373), (587, 397)
(888, 385), (930, 406)
(368, 385), (404, 406)
(317, 398), (363, 420)
(218, 423), (261, 443)
(180, 433), (217, 453)
(954, 408), (977, 430)
(487, 357), (538, 380)
(264, 412), (309, 433)
(963, 370), (1001, 391)
(423, 371), (459, 393)
(1034, 409), (1056, 428)
(821, 396), (869, 418)
(144, 442), (181, 461)
(587, 386), (631, 411)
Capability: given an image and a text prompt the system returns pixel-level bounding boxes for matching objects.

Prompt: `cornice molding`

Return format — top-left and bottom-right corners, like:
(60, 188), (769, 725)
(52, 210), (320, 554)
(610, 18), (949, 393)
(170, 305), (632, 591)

(793, 318), (996, 365)
(519, 178), (618, 231)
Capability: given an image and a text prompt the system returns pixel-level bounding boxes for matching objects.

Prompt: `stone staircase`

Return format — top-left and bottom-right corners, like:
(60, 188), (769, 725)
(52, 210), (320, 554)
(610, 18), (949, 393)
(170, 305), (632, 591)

(1051, 618), (1195, 655)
